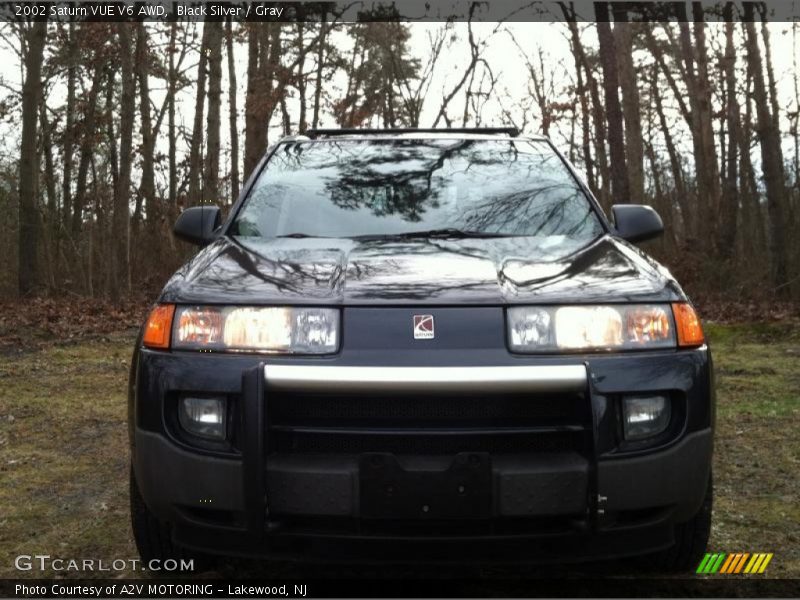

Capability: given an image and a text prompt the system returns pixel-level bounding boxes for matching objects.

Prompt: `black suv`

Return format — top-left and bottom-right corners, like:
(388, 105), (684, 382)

(129, 128), (713, 570)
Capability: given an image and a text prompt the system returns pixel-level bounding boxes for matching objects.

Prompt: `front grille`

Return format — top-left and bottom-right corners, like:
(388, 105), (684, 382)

(269, 392), (586, 426)
(267, 390), (590, 456)
(272, 429), (583, 454)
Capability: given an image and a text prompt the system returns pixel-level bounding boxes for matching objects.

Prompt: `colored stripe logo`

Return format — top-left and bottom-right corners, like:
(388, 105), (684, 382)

(697, 553), (773, 574)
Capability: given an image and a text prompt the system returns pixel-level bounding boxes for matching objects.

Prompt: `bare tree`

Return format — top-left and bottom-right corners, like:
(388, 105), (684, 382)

(561, 6), (596, 195)
(135, 23), (156, 229)
(18, 21), (47, 296)
(226, 20), (240, 202)
(61, 23), (76, 233)
(188, 23), (210, 204)
(3, 16), (800, 305)
(613, 9), (644, 201)
(676, 5), (720, 253)
(562, 4), (610, 207)
(204, 22), (223, 202)
(594, 3), (629, 203)
(244, 23), (279, 176)
(111, 24), (135, 302)
(244, 22), (326, 174)
(650, 64), (690, 238)
(311, 13), (328, 129)
(509, 32), (558, 137)
(167, 23), (179, 216)
(718, 6), (739, 260)
(744, 3), (789, 291)
(431, 11), (488, 127)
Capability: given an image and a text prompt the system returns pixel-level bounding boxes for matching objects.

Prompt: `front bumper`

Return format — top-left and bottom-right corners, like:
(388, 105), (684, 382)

(130, 345), (713, 562)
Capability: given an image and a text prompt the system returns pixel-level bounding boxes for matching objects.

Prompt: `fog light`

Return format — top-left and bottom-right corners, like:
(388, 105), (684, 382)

(622, 394), (670, 440)
(179, 396), (226, 440)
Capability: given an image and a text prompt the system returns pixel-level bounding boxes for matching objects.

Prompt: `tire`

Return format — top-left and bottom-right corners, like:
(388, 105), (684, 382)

(642, 473), (713, 573)
(130, 466), (214, 574)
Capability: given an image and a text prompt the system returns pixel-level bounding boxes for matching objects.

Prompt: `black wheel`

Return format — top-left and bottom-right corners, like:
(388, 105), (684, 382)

(130, 466), (214, 574)
(642, 473), (713, 573)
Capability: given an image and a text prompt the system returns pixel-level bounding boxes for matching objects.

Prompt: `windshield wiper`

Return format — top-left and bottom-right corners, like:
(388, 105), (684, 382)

(354, 228), (511, 241)
(276, 232), (328, 239)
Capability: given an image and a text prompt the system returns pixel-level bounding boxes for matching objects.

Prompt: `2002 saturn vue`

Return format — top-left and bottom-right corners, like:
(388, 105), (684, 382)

(129, 128), (713, 570)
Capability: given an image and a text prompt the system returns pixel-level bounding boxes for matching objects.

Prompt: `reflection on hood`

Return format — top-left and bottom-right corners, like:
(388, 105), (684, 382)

(160, 234), (681, 306)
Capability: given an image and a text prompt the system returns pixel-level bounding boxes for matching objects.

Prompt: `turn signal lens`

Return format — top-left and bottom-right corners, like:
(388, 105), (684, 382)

(672, 302), (705, 347)
(142, 304), (175, 349)
(626, 306), (672, 344)
(177, 307), (223, 345)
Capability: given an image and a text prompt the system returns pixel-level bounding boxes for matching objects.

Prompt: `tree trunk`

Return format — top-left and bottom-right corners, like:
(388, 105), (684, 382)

(38, 103), (57, 230)
(72, 65), (103, 238)
(226, 20), (240, 202)
(245, 23), (286, 176)
(101, 69), (119, 297)
(62, 22), (76, 231)
(112, 24), (136, 302)
(738, 52), (763, 264)
(18, 21), (47, 296)
(244, 24), (266, 177)
(136, 23), (157, 228)
(562, 6), (595, 195)
(280, 96), (291, 134)
(168, 22), (178, 215)
(594, 3), (629, 203)
(677, 6), (720, 255)
(651, 65), (690, 240)
(204, 22), (223, 202)
(793, 22), (800, 190)
(188, 23), (210, 204)
(38, 100), (58, 290)
(312, 13), (327, 130)
(759, 9), (794, 232)
(643, 25), (692, 129)
(760, 12), (782, 134)
(105, 68), (119, 209)
(744, 5), (790, 292)
(613, 12), (644, 202)
(296, 21), (308, 133)
(102, 69), (118, 296)
(719, 9), (739, 261)
(561, 5), (609, 207)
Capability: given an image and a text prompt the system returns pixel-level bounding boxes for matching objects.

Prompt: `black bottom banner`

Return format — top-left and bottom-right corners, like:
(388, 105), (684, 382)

(3, 578), (800, 598)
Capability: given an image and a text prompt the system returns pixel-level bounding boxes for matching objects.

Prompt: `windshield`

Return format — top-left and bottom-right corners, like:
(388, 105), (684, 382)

(231, 138), (604, 241)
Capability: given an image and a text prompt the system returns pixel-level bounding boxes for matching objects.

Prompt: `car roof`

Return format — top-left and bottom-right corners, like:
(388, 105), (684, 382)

(279, 128), (549, 143)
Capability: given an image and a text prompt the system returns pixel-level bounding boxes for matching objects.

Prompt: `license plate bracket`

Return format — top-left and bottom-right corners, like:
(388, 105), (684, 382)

(359, 452), (492, 519)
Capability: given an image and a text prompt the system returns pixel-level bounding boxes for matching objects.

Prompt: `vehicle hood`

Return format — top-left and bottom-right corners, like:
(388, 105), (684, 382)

(160, 234), (685, 305)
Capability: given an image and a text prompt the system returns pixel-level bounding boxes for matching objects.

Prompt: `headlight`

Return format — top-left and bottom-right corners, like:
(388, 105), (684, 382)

(507, 304), (675, 353)
(173, 306), (339, 354)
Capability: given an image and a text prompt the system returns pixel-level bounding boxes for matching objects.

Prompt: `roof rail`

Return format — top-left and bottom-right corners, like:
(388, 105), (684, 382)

(305, 127), (520, 138)
(279, 134), (311, 143)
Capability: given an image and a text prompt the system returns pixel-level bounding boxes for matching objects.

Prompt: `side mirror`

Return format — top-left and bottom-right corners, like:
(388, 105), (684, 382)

(611, 204), (664, 243)
(173, 205), (222, 246)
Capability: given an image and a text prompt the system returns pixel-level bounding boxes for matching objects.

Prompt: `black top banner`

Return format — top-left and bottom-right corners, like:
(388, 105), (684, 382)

(1, 1), (799, 23)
